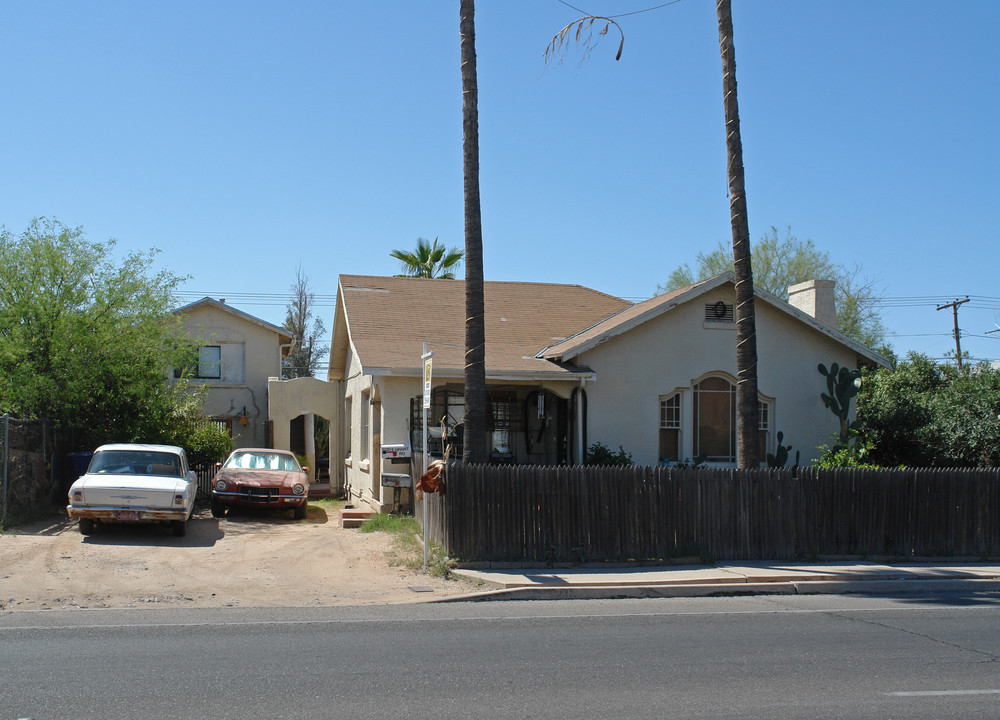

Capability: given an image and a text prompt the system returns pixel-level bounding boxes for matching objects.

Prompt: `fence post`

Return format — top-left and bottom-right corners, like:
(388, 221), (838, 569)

(2, 413), (8, 526)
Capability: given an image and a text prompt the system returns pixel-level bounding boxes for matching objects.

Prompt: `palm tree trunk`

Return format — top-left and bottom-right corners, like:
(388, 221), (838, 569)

(717, 0), (760, 468)
(460, 0), (488, 463)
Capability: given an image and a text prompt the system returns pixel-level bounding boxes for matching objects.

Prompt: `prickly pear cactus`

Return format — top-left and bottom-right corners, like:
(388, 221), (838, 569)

(818, 362), (861, 448)
(766, 431), (800, 469)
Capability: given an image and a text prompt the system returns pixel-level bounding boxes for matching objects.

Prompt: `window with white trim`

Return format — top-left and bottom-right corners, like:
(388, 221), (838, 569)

(344, 397), (353, 459)
(360, 391), (370, 462)
(693, 376), (736, 462)
(758, 400), (770, 457)
(658, 393), (681, 462)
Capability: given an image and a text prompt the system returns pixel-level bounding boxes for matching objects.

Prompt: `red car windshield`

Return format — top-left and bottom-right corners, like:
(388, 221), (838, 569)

(224, 452), (300, 472)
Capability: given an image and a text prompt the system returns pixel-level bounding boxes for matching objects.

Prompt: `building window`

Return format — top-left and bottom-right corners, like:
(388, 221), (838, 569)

(173, 344), (223, 379)
(410, 387), (466, 458)
(489, 391), (517, 460)
(659, 393), (681, 462)
(344, 397), (352, 459)
(758, 400), (770, 458)
(195, 346), (221, 379)
(693, 376), (736, 462)
(361, 392), (371, 462)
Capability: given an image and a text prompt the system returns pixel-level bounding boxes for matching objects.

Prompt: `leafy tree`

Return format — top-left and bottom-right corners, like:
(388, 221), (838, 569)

(928, 365), (1000, 466)
(282, 265), (328, 379)
(852, 353), (1000, 467)
(389, 237), (464, 279)
(659, 226), (887, 348)
(460, 0), (488, 464)
(0, 218), (223, 454)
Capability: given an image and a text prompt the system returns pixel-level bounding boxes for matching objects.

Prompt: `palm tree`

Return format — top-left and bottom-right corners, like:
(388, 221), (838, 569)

(389, 237), (464, 279)
(460, 0), (488, 463)
(717, 0), (760, 468)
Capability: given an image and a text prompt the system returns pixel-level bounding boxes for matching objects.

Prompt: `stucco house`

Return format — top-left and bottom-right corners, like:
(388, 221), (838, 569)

(173, 297), (294, 448)
(327, 273), (890, 512)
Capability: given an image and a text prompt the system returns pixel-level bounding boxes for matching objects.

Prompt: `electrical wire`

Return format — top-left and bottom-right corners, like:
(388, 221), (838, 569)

(556, 0), (685, 18)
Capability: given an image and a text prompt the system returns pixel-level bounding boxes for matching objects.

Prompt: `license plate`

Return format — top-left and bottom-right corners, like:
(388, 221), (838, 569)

(117, 510), (139, 521)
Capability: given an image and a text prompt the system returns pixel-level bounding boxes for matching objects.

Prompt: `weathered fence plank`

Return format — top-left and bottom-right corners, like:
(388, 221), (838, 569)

(428, 464), (1000, 563)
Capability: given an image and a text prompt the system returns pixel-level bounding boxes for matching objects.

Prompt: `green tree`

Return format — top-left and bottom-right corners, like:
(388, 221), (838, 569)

(0, 218), (219, 453)
(659, 226), (887, 348)
(389, 237), (464, 279)
(928, 364), (1000, 466)
(282, 265), (328, 379)
(852, 353), (1000, 468)
(460, 0), (488, 464)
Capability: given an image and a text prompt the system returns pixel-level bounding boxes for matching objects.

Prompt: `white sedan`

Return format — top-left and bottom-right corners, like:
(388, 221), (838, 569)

(66, 443), (198, 537)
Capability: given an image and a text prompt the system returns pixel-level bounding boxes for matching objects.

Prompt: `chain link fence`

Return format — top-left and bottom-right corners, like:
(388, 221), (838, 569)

(1, 414), (56, 527)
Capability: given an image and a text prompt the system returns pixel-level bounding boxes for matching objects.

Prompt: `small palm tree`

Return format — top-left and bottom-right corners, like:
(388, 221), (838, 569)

(389, 237), (464, 279)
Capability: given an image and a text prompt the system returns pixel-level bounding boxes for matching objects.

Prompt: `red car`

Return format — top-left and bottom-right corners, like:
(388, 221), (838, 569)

(210, 449), (309, 520)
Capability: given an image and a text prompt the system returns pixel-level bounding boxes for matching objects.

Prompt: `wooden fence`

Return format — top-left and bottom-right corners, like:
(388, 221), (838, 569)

(419, 463), (1000, 563)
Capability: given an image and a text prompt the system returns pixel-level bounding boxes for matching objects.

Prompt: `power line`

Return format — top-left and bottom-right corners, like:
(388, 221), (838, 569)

(556, 0), (685, 19)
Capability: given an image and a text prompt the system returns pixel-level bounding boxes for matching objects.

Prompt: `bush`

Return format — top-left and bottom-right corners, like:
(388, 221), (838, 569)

(585, 442), (633, 466)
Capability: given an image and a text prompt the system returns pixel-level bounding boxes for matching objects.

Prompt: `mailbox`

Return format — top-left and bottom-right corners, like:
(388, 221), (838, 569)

(381, 443), (411, 460)
(381, 473), (412, 488)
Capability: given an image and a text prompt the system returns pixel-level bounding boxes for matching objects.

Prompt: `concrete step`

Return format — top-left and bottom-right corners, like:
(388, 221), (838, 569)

(341, 507), (376, 528)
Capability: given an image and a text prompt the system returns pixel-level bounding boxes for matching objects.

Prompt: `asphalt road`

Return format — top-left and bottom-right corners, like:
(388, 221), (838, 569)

(4, 593), (1000, 719)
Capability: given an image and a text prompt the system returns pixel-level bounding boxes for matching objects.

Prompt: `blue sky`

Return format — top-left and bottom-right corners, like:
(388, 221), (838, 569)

(2, 0), (998, 369)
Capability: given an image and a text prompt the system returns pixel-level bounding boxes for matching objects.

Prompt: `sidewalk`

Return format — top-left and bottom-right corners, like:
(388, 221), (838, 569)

(446, 561), (1000, 601)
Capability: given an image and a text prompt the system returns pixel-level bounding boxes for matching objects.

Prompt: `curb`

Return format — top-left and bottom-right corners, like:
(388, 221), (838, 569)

(427, 577), (1000, 603)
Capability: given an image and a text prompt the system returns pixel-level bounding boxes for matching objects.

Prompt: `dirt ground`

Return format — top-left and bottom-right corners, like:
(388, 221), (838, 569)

(0, 503), (476, 611)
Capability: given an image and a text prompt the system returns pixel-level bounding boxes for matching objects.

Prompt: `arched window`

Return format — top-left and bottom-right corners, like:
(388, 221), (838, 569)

(693, 376), (736, 462)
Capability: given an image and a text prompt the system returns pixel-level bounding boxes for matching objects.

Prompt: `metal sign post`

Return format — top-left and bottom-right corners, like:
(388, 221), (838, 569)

(421, 344), (432, 568)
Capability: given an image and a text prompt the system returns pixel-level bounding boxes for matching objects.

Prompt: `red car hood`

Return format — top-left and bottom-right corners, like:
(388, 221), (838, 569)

(214, 468), (305, 488)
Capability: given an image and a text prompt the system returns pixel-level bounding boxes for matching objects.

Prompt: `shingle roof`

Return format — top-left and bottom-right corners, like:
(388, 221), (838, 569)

(332, 275), (631, 379)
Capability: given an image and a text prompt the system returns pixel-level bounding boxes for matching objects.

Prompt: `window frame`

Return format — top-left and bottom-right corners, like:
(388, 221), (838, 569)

(658, 392), (682, 463)
(360, 391), (370, 462)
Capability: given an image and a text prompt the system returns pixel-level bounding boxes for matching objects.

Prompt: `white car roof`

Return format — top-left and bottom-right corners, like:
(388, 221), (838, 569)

(93, 443), (186, 455)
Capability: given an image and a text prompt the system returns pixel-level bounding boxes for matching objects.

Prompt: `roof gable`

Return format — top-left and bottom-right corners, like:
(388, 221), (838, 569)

(174, 297), (294, 344)
(540, 272), (891, 368)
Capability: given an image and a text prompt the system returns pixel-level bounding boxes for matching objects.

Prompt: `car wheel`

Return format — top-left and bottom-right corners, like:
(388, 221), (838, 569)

(210, 496), (227, 518)
(79, 518), (95, 535)
(171, 520), (187, 537)
(293, 502), (308, 520)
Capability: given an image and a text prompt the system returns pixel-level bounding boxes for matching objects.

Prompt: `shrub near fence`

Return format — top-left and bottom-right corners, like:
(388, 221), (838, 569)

(430, 463), (1000, 563)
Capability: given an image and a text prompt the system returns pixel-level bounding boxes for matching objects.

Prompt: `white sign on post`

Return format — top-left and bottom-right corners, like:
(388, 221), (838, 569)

(423, 356), (432, 409)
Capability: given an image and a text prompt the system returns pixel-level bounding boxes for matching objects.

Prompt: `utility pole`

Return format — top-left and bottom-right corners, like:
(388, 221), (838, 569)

(936, 297), (970, 369)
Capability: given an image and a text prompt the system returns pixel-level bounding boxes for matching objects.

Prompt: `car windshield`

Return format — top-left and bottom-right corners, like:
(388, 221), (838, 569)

(88, 450), (182, 477)
(224, 452), (300, 472)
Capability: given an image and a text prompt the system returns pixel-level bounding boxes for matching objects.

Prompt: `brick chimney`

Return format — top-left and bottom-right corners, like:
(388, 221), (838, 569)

(787, 279), (837, 329)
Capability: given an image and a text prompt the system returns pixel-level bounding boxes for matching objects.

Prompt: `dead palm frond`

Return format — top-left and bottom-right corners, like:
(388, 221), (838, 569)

(544, 16), (624, 66)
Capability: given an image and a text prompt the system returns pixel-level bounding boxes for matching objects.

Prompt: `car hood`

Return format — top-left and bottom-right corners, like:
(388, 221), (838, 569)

(214, 468), (305, 488)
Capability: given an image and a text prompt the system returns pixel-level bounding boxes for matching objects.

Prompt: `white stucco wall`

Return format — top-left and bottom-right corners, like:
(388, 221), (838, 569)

(576, 288), (860, 466)
(267, 376), (340, 482)
(177, 304), (285, 448)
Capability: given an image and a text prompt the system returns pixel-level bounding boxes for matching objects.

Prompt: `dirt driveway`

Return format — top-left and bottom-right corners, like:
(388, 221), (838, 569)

(0, 503), (473, 611)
